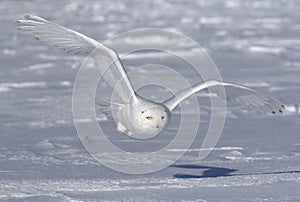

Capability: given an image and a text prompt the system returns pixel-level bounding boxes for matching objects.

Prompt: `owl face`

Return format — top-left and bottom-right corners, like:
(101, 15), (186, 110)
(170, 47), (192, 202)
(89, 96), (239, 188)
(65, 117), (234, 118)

(128, 98), (170, 138)
(139, 106), (168, 131)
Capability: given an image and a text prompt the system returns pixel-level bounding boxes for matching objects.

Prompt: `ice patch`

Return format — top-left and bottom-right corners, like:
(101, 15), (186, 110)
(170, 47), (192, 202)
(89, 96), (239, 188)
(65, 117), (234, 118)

(0, 82), (47, 88)
(221, 150), (245, 161)
(122, 51), (170, 59)
(34, 139), (55, 150)
(220, 150), (297, 162)
(199, 17), (232, 25)
(28, 121), (55, 128)
(55, 120), (69, 124)
(3, 49), (16, 56)
(225, 0), (240, 8)
(0, 86), (10, 92)
(74, 118), (93, 123)
(60, 81), (72, 86)
(248, 46), (283, 54)
(0, 82), (47, 92)
(123, 35), (189, 46)
(97, 116), (109, 122)
(167, 146), (243, 152)
(0, 170), (16, 173)
(242, 82), (270, 87)
(34, 138), (74, 151)
(180, 17), (194, 24)
(22, 63), (54, 71)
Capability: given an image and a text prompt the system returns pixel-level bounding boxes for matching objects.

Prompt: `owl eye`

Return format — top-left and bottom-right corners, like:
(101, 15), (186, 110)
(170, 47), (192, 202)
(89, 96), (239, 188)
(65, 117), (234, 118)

(146, 116), (153, 120)
(161, 116), (165, 119)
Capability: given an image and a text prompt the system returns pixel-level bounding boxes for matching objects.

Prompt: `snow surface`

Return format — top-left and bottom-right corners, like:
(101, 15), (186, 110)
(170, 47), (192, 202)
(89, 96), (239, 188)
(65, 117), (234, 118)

(1, 0), (300, 201)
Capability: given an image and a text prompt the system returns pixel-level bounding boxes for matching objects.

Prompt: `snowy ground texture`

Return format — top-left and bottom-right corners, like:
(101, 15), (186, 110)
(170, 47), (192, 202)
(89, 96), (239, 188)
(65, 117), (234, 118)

(1, 0), (300, 201)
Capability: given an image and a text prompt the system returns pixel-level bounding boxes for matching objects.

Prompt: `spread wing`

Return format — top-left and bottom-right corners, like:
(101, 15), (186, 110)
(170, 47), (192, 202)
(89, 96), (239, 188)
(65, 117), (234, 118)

(164, 80), (285, 114)
(16, 14), (136, 104)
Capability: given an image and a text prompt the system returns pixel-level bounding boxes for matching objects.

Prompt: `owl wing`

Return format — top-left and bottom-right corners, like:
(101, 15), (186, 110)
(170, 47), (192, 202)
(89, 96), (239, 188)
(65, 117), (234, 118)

(16, 14), (136, 104)
(164, 80), (285, 114)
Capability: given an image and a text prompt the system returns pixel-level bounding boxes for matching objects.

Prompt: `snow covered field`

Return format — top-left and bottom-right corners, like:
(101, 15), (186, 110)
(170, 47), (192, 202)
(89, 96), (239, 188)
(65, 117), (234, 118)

(0, 0), (300, 201)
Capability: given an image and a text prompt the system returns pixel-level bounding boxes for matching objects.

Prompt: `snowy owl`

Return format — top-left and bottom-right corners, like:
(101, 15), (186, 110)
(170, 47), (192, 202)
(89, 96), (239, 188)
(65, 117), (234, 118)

(16, 15), (285, 138)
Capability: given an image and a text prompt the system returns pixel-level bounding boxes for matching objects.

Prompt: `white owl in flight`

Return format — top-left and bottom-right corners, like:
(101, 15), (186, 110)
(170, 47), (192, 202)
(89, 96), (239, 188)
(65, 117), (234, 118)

(16, 15), (285, 138)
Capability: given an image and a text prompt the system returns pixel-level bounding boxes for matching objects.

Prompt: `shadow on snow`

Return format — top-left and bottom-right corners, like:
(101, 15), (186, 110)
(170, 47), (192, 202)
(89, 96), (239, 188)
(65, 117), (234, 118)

(171, 164), (237, 178)
(172, 164), (300, 179)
